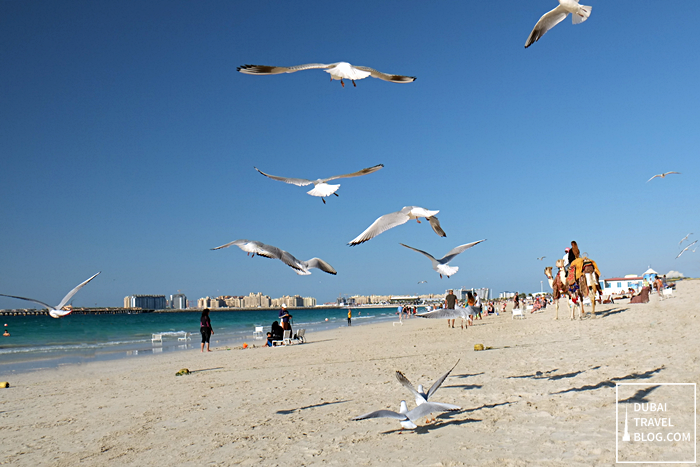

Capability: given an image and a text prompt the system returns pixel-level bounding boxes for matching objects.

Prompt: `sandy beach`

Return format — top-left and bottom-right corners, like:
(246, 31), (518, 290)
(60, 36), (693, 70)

(2, 281), (698, 466)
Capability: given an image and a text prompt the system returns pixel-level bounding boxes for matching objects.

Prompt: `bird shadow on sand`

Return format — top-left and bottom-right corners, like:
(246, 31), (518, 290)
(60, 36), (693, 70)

(298, 338), (337, 345)
(597, 307), (630, 318)
(508, 365), (602, 381)
(443, 384), (483, 391)
(462, 400), (514, 414)
(551, 366), (665, 394)
(276, 400), (349, 415)
(453, 372), (484, 379)
(378, 413), (481, 435)
(618, 385), (662, 403)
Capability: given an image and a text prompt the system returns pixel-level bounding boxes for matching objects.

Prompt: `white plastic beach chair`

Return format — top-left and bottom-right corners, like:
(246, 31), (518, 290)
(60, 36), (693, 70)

(512, 308), (524, 319)
(253, 326), (264, 339)
(151, 333), (163, 344)
(293, 328), (306, 344)
(178, 332), (191, 342)
(583, 297), (592, 306)
(662, 288), (674, 298)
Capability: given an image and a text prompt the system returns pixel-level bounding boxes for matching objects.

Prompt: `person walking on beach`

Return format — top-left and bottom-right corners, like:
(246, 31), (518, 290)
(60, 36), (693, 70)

(347, 308), (352, 326)
(279, 304), (292, 332)
(445, 289), (457, 328)
(200, 308), (213, 352)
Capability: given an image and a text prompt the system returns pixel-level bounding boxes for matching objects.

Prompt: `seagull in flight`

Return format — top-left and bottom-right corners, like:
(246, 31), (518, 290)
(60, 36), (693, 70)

(417, 280), (427, 284)
(238, 62), (416, 88)
(348, 206), (446, 246)
(679, 233), (693, 246)
(0, 272), (101, 318)
(525, 0), (592, 48)
(647, 172), (680, 182)
(676, 240), (698, 259)
(416, 306), (476, 320)
(212, 240), (337, 275)
(395, 360), (461, 422)
(352, 400), (460, 431)
(400, 240), (486, 278)
(254, 164), (383, 204)
(537, 256), (546, 261)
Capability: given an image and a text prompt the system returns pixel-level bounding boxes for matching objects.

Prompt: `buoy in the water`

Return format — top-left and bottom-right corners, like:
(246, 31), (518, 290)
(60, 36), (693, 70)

(325, 318), (328, 321)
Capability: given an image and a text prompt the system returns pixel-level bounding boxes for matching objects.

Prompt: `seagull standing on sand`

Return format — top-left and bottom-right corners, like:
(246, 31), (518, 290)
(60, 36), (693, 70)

(254, 164), (383, 204)
(525, 0), (592, 48)
(348, 206), (446, 246)
(0, 272), (101, 319)
(400, 240), (486, 278)
(679, 233), (693, 246)
(352, 400), (460, 431)
(238, 63), (416, 88)
(676, 240), (698, 259)
(212, 240), (337, 275)
(647, 172), (680, 182)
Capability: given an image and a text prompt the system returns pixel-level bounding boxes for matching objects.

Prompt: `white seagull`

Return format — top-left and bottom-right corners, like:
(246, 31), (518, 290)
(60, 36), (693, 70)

(254, 164), (383, 204)
(348, 206), (446, 246)
(676, 240), (698, 259)
(238, 62), (416, 88)
(400, 240), (486, 278)
(679, 233), (693, 246)
(0, 272), (101, 319)
(415, 306), (476, 320)
(525, 0), (592, 48)
(647, 171), (680, 182)
(395, 360), (460, 409)
(537, 256), (546, 261)
(212, 240), (337, 275)
(352, 400), (460, 431)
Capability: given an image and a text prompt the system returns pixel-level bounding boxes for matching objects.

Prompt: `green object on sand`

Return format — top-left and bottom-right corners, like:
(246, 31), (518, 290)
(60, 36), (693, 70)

(175, 369), (190, 376)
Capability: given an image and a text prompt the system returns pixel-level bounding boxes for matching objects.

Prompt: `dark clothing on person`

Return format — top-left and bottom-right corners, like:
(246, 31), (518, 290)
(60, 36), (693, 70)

(200, 316), (212, 344)
(271, 321), (284, 341)
(445, 293), (457, 309)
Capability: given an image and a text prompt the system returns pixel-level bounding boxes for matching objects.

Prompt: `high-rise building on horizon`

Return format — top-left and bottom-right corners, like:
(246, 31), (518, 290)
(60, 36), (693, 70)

(125, 295), (166, 309)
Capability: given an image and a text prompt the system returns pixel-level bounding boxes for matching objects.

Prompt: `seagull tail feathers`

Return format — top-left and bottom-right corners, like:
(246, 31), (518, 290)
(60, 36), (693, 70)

(572, 5), (591, 24)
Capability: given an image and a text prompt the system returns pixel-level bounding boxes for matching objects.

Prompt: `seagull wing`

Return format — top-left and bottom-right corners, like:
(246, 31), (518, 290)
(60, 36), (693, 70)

(438, 239), (486, 264)
(426, 360), (460, 400)
(405, 402), (460, 422)
(0, 294), (53, 310)
(647, 174), (661, 182)
(352, 66), (416, 83)
(258, 243), (305, 271)
(395, 371), (428, 403)
(664, 171), (681, 176)
(211, 239), (248, 250)
(427, 216), (447, 237)
(348, 210), (411, 245)
(320, 164), (384, 183)
(416, 307), (469, 320)
(56, 272), (101, 310)
(255, 167), (313, 187)
(399, 243), (438, 267)
(237, 63), (335, 75)
(302, 258), (337, 275)
(676, 240), (698, 259)
(525, 5), (569, 48)
(352, 409), (406, 421)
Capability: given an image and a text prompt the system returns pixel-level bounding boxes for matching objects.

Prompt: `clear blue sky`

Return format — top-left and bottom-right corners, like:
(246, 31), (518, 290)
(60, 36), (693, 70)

(1, 1), (699, 308)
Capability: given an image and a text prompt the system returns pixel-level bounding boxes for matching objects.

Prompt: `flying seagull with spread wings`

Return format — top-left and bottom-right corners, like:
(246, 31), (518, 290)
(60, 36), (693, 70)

(679, 233), (693, 246)
(212, 240), (337, 275)
(238, 62), (416, 88)
(348, 206), (446, 246)
(400, 240), (486, 278)
(352, 400), (460, 431)
(525, 0), (592, 48)
(537, 256), (546, 261)
(254, 164), (383, 204)
(647, 172), (680, 182)
(0, 272), (101, 318)
(676, 240), (698, 259)
(395, 360), (460, 408)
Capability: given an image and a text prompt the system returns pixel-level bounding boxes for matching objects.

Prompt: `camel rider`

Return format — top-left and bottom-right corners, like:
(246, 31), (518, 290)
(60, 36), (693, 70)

(570, 255), (601, 314)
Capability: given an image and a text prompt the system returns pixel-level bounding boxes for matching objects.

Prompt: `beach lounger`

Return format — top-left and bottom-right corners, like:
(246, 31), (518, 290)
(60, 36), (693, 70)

(293, 328), (306, 344)
(178, 332), (191, 342)
(253, 326), (264, 339)
(512, 308), (524, 319)
(272, 330), (292, 346)
(151, 333), (163, 343)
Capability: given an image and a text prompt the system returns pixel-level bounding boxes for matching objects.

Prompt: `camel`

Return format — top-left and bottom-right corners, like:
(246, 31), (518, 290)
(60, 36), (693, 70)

(545, 259), (582, 320)
(570, 256), (602, 317)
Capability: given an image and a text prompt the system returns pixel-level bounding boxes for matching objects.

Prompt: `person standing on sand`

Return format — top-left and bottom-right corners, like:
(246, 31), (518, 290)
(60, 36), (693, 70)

(347, 308), (352, 326)
(445, 289), (457, 328)
(200, 308), (214, 352)
(279, 304), (292, 332)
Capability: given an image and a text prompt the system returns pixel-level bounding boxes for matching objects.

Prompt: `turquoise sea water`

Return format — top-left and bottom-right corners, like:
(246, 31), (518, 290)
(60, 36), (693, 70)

(0, 306), (415, 375)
